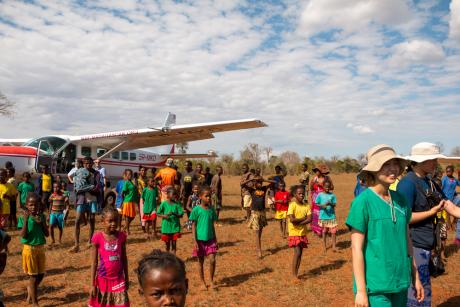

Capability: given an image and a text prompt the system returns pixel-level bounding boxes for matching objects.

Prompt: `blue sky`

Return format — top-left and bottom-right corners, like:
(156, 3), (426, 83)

(0, 0), (459, 159)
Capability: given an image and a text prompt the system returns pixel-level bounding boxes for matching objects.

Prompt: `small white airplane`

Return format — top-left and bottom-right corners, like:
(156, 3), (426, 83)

(0, 113), (267, 178)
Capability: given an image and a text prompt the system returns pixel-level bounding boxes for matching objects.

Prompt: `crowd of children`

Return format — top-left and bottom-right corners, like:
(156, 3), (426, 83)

(3, 151), (460, 307)
(238, 163), (339, 280)
(0, 159), (226, 306)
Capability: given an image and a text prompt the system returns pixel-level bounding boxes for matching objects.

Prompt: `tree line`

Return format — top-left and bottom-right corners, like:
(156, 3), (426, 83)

(175, 142), (364, 176)
(175, 142), (460, 176)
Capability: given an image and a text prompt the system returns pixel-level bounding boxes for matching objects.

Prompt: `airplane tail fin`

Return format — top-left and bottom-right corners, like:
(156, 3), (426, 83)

(163, 112), (176, 130)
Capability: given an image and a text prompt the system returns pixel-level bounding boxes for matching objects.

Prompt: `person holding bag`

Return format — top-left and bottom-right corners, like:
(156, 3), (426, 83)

(398, 142), (460, 306)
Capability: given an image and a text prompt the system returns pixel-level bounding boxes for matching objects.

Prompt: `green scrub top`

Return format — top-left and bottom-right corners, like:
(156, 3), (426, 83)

(346, 188), (412, 294)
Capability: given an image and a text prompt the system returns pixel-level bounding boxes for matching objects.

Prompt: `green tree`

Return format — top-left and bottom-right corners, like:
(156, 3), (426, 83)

(0, 91), (14, 116)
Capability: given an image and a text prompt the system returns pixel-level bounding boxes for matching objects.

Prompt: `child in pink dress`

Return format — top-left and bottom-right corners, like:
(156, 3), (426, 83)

(89, 207), (129, 307)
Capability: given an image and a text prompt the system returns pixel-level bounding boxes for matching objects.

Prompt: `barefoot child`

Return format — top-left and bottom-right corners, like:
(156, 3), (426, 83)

(60, 181), (70, 225)
(315, 181), (338, 252)
(240, 164), (254, 221)
(114, 173), (126, 230)
(248, 179), (273, 258)
(6, 167), (18, 229)
(136, 249), (188, 307)
(0, 168), (17, 230)
(121, 169), (138, 235)
(210, 166), (223, 221)
(274, 182), (290, 238)
(190, 187), (218, 290)
(48, 183), (69, 245)
(287, 185), (311, 279)
(89, 207), (129, 307)
(141, 177), (159, 240)
(157, 188), (184, 254)
(18, 193), (49, 306)
(186, 184), (201, 230)
(0, 229), (11, 306)
(16, 172), (35, 212)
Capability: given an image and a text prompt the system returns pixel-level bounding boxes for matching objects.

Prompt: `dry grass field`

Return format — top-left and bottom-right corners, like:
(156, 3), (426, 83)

(1, 174), (459, 306)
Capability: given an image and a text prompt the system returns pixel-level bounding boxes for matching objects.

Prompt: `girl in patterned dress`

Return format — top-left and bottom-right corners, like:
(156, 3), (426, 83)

(89, 207), (129, 307)
(309, 165), (334, 236)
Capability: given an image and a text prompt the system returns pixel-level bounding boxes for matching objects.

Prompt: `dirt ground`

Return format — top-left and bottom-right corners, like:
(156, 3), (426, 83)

(1, 174), (459, 306)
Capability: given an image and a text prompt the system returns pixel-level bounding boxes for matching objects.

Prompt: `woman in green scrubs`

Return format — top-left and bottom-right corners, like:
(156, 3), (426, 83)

(346, 144), (424, 307)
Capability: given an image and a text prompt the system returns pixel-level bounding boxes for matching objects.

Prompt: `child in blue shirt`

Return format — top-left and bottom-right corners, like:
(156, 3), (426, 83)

(315, 181), (337, 252)
(114, 174), (126, 231)
(441, 165), (460, 246)
(441, 165), (460, 201)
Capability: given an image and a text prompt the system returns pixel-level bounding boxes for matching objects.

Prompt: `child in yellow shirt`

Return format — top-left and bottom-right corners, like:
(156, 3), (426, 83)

(287, 185), (312, 279)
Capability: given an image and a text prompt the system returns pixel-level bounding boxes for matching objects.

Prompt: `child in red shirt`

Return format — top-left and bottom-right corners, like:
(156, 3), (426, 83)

(274, 182), (290, 238)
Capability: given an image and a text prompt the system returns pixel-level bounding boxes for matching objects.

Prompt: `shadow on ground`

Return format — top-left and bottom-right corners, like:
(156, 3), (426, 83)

(218, 217), (245, 225)
(184, 251), (229, 263)
(299, 259), (346, 279)
(336, 240), (351, 250)
(445, 243), (459, 258)
(336, 228), (350, 236)
(266, 244), (289, 255)
(218, 240), (243, 248)
(47, 265), (90, 276)
(438, 296), (460, 307)
(219, 267), (273, 287)
(3, 285), (65, 303)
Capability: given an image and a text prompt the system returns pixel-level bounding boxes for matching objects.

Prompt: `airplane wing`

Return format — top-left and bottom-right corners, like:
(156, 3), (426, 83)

(437, 157), (460, 163)
(161, 151), (218, 160)
(0, 138), (31, 146)
(70, 118), (267, 152)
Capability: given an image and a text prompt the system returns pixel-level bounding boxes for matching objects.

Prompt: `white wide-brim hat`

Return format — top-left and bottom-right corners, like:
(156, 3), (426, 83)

(405, 142), (460, 163)
(361, 144), (406, 173)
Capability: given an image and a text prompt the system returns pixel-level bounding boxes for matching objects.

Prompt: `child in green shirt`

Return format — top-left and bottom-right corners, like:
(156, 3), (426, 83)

(189, 186), (218, 290)
(0, 228), (11, 306)
(141, 177), (159, 240)
(17, 192), (49, 306)
(16, 172), (35, 211)
(121, 169), (138, 235)
(157, 187), (184, 254)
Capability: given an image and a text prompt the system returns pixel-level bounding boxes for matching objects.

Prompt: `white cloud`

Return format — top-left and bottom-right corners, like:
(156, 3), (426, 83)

(370, 108), (386, 116)
(389, 39), (445, 67)
(299, 0), (414, 36)
(449, 0), (460, 41)
(347, 123), (375, 134)
(0, 0), (459, 158)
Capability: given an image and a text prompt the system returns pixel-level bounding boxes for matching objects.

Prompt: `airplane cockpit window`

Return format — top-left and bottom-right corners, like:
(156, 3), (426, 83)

(40, 141), (52, 155)
(23, 136), (67, 155)
(112, 151), (120, 160)
(121, 152), (129, 160)
(130, 153), (136, 161)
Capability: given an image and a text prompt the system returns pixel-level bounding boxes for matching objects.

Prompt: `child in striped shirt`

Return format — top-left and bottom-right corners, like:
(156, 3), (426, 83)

(48, 183), (69, 245)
